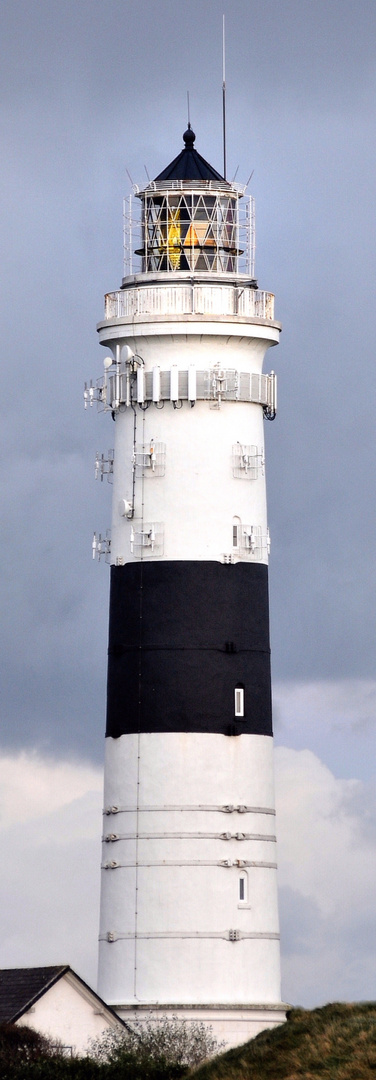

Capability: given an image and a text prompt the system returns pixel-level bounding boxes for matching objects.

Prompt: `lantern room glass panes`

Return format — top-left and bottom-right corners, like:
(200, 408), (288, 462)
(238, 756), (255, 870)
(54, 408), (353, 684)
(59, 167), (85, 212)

(141, 191), (242, 273)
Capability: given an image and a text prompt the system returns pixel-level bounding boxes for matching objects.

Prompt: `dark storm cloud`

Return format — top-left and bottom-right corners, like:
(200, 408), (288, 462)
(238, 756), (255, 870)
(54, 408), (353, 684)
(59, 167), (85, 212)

(1, 0), (376, 755)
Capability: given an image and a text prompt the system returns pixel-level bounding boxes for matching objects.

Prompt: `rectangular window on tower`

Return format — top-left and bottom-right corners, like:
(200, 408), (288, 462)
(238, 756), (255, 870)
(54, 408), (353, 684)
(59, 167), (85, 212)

(238, 871), (249, 906)
(235, 688), (244, 717)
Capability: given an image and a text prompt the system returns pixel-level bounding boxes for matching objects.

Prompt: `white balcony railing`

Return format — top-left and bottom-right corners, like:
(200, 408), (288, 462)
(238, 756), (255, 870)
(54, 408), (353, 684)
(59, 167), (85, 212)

(103, 284), (275, 322)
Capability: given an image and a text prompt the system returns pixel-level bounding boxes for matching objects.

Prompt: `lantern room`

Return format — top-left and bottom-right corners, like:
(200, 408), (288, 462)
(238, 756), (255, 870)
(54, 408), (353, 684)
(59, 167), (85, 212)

(125, 126), (255, 279)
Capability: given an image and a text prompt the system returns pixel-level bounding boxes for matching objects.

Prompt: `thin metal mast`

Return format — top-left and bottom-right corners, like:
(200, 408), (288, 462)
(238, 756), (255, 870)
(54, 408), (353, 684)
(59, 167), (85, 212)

(222, 14), (227, 180)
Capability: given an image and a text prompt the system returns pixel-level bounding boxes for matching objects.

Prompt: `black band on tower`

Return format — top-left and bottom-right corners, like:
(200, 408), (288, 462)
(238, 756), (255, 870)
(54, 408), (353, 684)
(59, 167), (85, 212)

(106, 561), (272, 738)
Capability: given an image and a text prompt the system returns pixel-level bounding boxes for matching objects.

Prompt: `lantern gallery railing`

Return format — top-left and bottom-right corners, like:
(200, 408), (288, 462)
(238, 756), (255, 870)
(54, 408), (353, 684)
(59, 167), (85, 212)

(104, 284), (275, 321)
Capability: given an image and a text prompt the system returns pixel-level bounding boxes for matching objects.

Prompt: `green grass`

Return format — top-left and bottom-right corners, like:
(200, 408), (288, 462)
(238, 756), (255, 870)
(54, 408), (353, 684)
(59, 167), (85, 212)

(190, 1003), (376, 1080)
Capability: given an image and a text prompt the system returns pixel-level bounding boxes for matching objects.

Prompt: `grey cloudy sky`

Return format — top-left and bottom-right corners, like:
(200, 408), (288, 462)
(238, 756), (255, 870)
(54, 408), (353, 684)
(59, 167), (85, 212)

(1, 0), (376, 1013)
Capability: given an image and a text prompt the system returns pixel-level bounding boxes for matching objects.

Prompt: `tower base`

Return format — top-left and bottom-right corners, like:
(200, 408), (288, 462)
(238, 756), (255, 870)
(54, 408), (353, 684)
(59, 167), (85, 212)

(113, 1002), (288, 1051)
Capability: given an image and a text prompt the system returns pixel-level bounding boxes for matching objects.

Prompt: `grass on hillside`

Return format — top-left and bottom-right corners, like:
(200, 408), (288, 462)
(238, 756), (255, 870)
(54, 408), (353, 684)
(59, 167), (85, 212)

(191, 1002), (376, 1080)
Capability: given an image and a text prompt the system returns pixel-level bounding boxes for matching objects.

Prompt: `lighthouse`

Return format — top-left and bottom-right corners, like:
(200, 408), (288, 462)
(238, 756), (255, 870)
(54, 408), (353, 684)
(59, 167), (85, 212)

(88, 125), (286, 1048)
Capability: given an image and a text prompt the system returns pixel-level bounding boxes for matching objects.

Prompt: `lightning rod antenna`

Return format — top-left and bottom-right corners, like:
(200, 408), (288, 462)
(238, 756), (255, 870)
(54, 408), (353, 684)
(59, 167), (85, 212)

(187, 91), (190, 126)
(222, 14), (227, 180)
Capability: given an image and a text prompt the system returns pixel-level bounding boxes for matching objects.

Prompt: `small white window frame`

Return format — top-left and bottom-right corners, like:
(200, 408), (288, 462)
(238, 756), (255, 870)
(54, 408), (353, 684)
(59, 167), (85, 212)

(238, 871), (248, 904)
(235, 687), (244, 717)
(232, 516), (241, 549)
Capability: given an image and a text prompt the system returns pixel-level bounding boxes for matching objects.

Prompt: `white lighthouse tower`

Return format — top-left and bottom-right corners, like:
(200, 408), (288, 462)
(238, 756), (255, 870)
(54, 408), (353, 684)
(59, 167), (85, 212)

(88, 125), (286, 1048)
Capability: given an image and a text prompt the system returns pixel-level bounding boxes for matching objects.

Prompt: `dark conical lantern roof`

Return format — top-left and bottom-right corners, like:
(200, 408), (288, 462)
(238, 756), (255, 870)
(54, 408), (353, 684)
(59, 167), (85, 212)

(154, 125), (229, 184)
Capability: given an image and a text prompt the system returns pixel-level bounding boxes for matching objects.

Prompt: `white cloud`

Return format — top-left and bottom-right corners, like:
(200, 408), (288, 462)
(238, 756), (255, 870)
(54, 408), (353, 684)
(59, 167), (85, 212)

(274, 679), (376, 736)
(275, 745), (376, 1006)
(275, 747), (369, 917)
(0, 750), (102, 828)
(273, 679), (376, 783)
(0, 750), (103, 986)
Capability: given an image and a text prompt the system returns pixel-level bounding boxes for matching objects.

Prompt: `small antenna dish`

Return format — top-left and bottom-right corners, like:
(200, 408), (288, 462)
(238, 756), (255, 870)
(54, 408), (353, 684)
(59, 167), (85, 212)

(121, 345), (135, 362)
(104, 357), (113, 369)
(119, 499), (133, 518)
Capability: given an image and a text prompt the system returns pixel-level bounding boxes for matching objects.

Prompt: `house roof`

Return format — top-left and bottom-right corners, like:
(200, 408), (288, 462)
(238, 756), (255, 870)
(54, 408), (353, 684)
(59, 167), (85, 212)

(0, 966), (126, 1028)
(154, 125), (228, 184)
(0, 966), (67, 1024)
